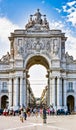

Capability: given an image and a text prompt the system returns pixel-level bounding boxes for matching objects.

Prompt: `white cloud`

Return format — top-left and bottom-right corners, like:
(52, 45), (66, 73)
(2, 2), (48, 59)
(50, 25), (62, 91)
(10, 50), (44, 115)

(65, 31), (76, 59)
(0, 17), (19, 58)
(49, 20), (65, 30)
(49, 20), (76, 60)
(55, 8), (61, 13)
(62, 5), (67, 12)
(62, 1), (76, 27)
(67, 1), (76, 7)
(67, 11), (76, 26)
(66, 7), (75, 13)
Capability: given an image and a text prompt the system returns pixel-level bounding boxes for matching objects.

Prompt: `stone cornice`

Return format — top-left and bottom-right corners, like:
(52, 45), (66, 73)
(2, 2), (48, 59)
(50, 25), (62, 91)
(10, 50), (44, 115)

(9, 29), (66, 39)
(50, 67), (64, 71)
(9, 34), (65, 39)
(0, 67), (25, 73)
(1, 67), (76, 74)
(66, 70), (76, 73)
(0, 78), (9, 80)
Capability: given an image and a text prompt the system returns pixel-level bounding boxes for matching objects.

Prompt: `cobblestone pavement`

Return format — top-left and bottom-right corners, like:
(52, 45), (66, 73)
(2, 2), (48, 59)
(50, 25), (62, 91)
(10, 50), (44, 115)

(0, 114), (76, 130)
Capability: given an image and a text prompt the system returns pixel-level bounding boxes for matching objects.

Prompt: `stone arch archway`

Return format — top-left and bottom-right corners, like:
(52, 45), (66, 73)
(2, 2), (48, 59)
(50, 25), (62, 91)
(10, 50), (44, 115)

(1, 95), (8, 108)
(26, 55), (50, 70)
(25, 55), (50, 107)
(8, 9), (67, 109)
(67, 95), (74, 112)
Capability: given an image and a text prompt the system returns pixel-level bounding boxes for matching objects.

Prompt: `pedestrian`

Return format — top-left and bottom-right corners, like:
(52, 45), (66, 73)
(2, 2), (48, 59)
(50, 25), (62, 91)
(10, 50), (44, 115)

(23, 108), (27, 120)
(20, 109), (24, 123)
(43, 107), (47, 124)
(40, 107), (43, 118)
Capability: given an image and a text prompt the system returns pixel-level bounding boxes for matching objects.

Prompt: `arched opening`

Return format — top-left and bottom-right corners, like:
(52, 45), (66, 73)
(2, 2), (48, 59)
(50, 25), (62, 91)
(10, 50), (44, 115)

(67, 95), (74, 112)
(26, 55), (50, 107)
(1, 95), (8, 108)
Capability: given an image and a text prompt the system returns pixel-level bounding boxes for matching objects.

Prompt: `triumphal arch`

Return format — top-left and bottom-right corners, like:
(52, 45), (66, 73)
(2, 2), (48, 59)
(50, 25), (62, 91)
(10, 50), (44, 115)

(1, 9), (76, 111)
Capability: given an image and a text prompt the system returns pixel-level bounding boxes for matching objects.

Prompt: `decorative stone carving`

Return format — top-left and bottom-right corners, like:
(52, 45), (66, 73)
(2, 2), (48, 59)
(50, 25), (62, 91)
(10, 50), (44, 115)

(65, 52), (73, 62)
(61, 42), (65, 60)
(25, 15), (34, 29)
(25, 9), (49, 30)
(43, 15), (49, 29)
(14, 38), (53, 59)
(1, 52), (10, 63)
(34, 9), (42, 24)
(53, 39), (59, 57)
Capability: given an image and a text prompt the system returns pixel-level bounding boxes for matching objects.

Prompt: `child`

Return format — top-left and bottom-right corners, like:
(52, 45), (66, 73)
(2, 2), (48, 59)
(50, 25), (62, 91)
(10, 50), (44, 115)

(20, 109), (24, 123)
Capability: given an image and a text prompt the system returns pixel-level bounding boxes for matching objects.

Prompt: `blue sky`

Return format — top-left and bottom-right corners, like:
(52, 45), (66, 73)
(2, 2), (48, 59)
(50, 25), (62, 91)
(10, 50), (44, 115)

(0, 0), (76, 97)
(0, 0), (76, 58)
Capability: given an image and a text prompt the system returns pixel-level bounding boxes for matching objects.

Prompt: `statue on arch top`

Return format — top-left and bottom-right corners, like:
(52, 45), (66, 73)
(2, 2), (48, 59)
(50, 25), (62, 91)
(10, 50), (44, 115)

(34, 9), (42, 24)
(25, 9), (49, 30)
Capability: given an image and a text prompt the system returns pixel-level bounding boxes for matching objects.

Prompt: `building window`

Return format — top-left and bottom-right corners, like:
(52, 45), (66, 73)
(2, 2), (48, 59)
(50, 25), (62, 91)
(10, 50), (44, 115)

(68, 82), (73, 90)
(2, 82), (7, 90)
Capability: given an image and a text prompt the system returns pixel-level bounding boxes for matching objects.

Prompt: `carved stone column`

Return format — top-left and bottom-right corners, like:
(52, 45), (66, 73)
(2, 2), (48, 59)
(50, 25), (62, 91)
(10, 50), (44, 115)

(23, 77), (26, 107)
(64, 78), (67, 109)
(51, 77), (55, 107)
(0, 97), (1, 108)
(14, 78), (18, 106)
(0, 81), (1, 108)
(8, 78), (12, 107)
(46, 70), (51, 107)
(49, 77), (52, 106)
(74, 95), (76, 112)
(57, 77), (61, 108)
(20, 77), (23, 107)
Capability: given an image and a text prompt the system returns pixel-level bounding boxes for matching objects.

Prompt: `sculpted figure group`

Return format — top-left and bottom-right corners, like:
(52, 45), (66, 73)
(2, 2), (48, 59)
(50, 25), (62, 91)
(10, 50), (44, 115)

(25, 9), (49, 30)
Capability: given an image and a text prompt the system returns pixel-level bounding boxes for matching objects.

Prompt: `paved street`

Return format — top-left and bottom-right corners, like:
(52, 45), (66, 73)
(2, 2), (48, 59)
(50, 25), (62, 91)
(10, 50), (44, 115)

(0, 114), (76, 130)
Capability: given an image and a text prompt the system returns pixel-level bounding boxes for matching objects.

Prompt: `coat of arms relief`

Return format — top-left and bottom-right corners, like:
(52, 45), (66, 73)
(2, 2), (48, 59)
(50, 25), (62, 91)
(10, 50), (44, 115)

(14, 37), (60, 59)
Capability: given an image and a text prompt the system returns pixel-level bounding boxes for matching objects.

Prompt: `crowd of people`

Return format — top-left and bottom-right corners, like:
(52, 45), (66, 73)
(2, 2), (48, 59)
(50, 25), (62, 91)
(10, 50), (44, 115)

(2, 106), (55, 123)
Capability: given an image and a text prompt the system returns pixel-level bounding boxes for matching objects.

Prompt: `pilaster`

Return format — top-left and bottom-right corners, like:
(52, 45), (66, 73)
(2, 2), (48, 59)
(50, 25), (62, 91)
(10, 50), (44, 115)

(8, 78), (12, 107)
(64, 78), (67, 109)
(14, 78), (18, 106)
(74, 95), (76, 112)
(51, 77), (55, 107)
(57, 77), (61, 109)
(20, 77), (23, 107)
(49, 77), (52, 106)
(23, 74), (27, 107)
(0, 96), (1, 108)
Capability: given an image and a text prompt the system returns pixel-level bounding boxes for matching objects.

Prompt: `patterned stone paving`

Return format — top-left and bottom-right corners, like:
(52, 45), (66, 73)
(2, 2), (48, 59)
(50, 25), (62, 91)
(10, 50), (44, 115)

(0, 115), (76, 130)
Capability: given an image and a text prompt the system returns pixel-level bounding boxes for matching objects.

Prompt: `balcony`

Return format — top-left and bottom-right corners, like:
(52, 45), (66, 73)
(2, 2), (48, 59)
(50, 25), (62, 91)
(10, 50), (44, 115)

(1, 90), (8, 93)
(67, 89), (74, 93)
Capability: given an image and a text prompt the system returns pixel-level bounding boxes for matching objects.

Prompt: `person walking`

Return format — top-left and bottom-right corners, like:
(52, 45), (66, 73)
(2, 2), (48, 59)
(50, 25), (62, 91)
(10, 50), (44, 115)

(23, 108), (27, 120)
(20, 109), (24, 123)
(43, 107), (47, 124)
